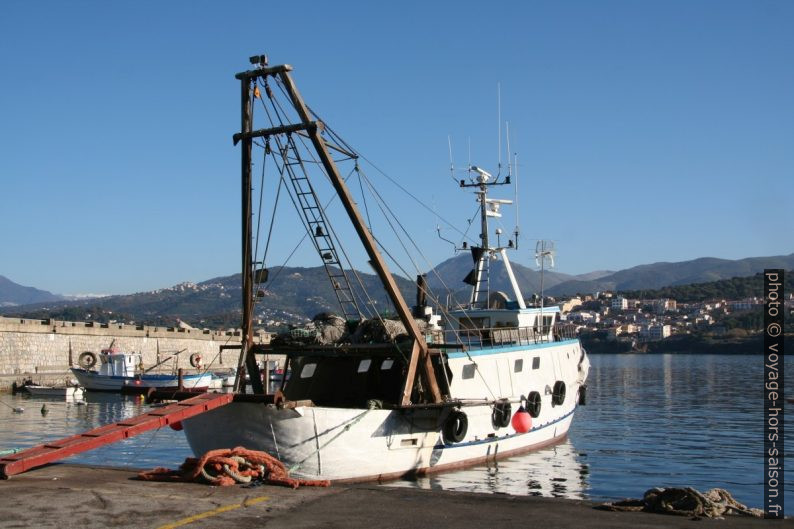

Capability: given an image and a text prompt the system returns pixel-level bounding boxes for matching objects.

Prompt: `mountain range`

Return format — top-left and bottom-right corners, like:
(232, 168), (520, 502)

(545, 253), (794, 296)
(0, 275), (65, 307)
(1, 252), (791, 325)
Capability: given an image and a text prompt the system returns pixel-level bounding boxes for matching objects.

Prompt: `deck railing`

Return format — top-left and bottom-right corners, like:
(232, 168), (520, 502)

(444, 323), (578, 350)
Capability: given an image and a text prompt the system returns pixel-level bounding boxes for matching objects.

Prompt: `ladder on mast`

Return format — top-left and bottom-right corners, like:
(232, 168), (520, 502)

(471, 256), (491, 307)
(280, 138), (362, 321)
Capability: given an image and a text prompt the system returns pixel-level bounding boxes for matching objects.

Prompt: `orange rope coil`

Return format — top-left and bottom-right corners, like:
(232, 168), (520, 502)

(137, 446), (330, 488)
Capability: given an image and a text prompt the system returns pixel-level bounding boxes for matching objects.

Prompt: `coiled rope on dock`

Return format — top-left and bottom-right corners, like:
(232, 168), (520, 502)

(596, 487), (763, 519)
(137, 446), (330, 488)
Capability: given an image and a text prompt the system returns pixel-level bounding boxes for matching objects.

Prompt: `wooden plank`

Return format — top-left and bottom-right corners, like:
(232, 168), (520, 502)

(232, 121), (319, 145)
(234, 64), (292, 80)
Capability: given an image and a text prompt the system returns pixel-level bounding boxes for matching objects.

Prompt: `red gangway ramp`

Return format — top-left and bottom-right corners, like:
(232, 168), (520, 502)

(0, 392), (233, 479)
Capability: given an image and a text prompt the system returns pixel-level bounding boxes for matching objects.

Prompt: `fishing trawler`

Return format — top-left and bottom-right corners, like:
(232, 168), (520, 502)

(181, 56), (589, 482)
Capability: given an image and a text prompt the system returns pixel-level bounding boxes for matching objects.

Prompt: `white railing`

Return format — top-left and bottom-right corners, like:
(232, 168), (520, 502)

(445, 324), (577, 350)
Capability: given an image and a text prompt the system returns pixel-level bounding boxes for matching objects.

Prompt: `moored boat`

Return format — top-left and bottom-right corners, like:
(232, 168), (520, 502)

(182, 56), (589, 482)
(71, 348), (213, 392)
(24, 385), (85, 399)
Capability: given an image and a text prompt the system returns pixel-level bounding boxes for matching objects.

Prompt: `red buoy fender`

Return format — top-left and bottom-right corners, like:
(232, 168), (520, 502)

(511, 406), (532, 433)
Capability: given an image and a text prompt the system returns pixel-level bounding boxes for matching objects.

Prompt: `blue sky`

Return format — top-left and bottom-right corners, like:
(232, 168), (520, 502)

(0, 0), (791, 295)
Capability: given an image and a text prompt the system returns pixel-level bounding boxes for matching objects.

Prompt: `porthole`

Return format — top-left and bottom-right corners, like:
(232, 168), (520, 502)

(514, 359), (523, 372)
(532, 357), (540, 370)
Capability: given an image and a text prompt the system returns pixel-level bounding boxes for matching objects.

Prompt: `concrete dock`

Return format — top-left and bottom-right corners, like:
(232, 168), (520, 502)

(0, 464), (786, 528)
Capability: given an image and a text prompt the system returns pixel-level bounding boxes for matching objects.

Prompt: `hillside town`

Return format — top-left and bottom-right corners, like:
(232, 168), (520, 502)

(553, 290), (790, 352)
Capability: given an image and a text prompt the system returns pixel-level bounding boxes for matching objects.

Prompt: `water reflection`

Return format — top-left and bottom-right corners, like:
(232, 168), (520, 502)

(2, 354), (792, 508)
(0, 391), (191, 469)
(570, 353), (794, 509)
(388, 439), (589, 499)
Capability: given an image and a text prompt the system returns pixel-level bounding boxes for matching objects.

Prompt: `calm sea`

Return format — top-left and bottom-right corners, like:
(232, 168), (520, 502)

(0, 354), (790, 508)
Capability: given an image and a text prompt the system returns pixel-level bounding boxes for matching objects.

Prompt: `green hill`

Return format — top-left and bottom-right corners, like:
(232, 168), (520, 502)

(618, 271), (793, 303)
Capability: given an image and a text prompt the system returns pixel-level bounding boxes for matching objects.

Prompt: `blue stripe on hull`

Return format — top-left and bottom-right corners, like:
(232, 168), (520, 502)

(446, 338), (579, 358)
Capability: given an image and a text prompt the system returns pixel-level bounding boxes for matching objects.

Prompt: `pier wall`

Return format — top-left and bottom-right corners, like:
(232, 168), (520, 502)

(0, 316), (269, 390)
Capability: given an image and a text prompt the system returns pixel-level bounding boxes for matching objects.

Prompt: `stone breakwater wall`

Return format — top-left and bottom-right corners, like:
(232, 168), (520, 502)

(0, 316), (270, 391)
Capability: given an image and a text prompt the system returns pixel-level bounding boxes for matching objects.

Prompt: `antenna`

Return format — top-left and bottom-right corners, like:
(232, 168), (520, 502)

(447, 135), (457, 184)
(535, 239), (555, 336)
(497, 82), (502, 175)
(535, 239), (555, 311)
(505, 122), (512, 179)
(514, 152), (519, 250)
(535, 240), (556, 269)
(467, 136), (472, 180)
(437, 225), (457, 251)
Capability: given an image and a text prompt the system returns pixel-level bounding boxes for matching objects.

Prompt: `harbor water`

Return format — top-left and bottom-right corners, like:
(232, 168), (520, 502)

(0, 354), (790, 508)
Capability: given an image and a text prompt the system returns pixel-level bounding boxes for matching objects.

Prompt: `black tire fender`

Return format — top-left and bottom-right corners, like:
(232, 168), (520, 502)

(491, 400), (512, 429)
(526, 391), (542, 418)
(443, 410), (468, 443)
(552, 381), (566, 407)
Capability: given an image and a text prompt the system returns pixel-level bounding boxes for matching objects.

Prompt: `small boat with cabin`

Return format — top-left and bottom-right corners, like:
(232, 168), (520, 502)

(70, 346), (213, 392)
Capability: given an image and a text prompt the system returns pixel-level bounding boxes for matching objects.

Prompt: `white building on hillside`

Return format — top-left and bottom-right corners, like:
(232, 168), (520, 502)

(611, 297), (628, 311)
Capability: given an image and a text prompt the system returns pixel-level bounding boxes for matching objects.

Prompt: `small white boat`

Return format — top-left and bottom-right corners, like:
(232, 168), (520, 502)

(25, 385), (84, 399)
(71, 348), (213, 392)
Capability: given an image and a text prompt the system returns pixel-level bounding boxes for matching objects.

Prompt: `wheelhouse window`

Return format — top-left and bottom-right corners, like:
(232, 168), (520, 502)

(514, 359), (523, 372)
(357, 359), (371, 373)
(381, 359), (394, 370)
(532, 357), (540, 370)
(300, 363), (317, 378)
(462, 363), (476, 379)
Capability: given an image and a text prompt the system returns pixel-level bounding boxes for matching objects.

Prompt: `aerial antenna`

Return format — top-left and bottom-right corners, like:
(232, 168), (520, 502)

(467, 136), (472, 180)
(447, 135), (457, 184)
(535, 239), (556, 313)
(514, 152), (519, 250)
(505, 122), (512, 179)
(535, 240), (556, 270)
(497, 82), (502, 176)
(436, 225), (457, 251)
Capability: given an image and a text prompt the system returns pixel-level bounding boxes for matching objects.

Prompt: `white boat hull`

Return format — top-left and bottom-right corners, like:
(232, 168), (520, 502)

(70, 368), (214, 392)
(183, 339), (588, 481)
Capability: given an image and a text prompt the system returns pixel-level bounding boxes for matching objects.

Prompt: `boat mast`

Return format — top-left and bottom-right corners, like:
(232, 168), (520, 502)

(470, 178), (490, 307)
(461, 166), (525, 308)
(233, 61), (264, 394)
(232, 58), (442, 405)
